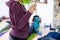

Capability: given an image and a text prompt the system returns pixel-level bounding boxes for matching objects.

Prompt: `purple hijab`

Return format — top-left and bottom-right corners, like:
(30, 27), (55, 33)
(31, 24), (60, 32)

(6, 0), (14, 7)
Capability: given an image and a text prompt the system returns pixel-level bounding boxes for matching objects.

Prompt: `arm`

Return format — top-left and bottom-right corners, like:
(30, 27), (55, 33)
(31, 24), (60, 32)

(18, 11), (32, 29)
(11, 3), (32, 30)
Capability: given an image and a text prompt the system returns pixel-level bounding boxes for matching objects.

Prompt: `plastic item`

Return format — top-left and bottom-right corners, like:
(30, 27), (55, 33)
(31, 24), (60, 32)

(33, 15), (40, 23)
(32, 15), (40, 29)
(44, 23), (52, 28)
(20, 0), (31, 4)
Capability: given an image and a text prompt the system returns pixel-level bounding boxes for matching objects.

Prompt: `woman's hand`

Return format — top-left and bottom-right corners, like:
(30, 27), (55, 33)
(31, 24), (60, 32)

(28, 4), (37, 13)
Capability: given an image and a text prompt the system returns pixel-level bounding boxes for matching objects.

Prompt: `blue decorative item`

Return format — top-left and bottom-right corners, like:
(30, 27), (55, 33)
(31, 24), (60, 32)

(29, 15), (42, 36)
(35, 29), (42, 36)
(33, 22), (39, 29)
(33, 15), (40, 29)
(33, 16), (40, 23)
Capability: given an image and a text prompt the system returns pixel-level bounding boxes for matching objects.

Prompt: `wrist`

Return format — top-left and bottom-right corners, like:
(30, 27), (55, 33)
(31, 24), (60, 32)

(28, 10), (33, 13)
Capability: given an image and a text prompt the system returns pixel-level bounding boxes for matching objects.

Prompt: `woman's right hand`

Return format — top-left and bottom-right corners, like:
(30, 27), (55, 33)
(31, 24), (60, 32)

(28, 4), (37, 13)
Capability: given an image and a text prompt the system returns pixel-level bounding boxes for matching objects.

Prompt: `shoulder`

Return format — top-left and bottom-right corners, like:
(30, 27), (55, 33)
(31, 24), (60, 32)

(11, 1), (21, 7)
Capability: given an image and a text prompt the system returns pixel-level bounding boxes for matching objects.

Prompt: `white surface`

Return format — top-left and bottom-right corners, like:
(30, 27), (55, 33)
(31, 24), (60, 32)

(0, 0), (9, 17)
(0, 29), (11, 40)
(27, 0), (54, 28)
(0, 0), (54, 27)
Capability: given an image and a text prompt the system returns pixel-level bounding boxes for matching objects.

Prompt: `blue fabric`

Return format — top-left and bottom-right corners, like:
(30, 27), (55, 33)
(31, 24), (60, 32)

(38, 32), (59, 40)
(29, 25), (42, 36)
(35, 29), (42, 36)
(47, 32), (58, 39)
(38, 37), (56, 40)
(29, 16), (42, 36)
(32, 16), (40, 29)
(57, 33), (60, 40)
(33, 16), (40, 23)
(32, 22), (39, 29)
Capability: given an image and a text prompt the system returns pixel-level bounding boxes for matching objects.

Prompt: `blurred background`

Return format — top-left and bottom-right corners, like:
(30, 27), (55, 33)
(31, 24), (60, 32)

(0, 0), (60, 40)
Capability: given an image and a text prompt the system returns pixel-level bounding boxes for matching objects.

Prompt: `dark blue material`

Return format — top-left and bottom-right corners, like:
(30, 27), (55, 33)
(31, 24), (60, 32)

(38, 32), (59, 40)
(32, 16), (40, 29)
(47, 32), (58, 39)
(38, 36), (56, 40)
(57, 33), (60, 40)
(29, 15), (42, 36)
(32, 22), (39, 29)
(33, 16), (40, 23)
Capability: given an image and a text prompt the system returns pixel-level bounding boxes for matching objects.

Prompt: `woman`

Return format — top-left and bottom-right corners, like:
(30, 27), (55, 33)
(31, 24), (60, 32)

(6, 0), (36, 40)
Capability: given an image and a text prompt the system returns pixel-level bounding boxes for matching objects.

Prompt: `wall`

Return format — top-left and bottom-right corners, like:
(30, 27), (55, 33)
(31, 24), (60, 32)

(25, 0), (54, 27)
(53, 0), (60, 28)
(0, 0), (54, 27)
(0, 0), (9, 17)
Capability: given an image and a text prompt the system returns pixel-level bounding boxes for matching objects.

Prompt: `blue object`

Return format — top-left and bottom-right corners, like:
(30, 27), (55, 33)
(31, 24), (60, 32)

(29, 15), (42, 36)
(44, 23), (46, 28)
(33, 15), (40, 29)
(44, 23), (52, 29)
(47, 32), (58, 39)
(32, 22), (39, 29)
(57, 33), (60, 40)
(38, 36), (56, 40)
(35, 29), (42, 36)
(38, 32), (58, 40)
(29, 25), (42, 36)
(33, 16), (40, 23)
(50, 23), (52, 29)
